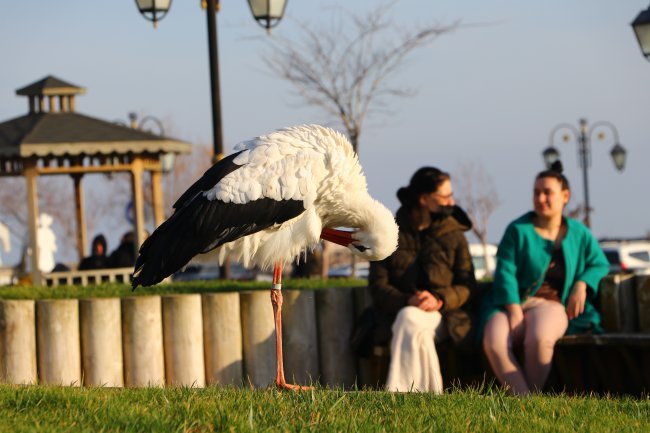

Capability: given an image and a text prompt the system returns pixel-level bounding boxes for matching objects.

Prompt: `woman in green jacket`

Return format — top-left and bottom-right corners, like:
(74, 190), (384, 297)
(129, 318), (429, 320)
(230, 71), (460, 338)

(480, 162), (609, 396)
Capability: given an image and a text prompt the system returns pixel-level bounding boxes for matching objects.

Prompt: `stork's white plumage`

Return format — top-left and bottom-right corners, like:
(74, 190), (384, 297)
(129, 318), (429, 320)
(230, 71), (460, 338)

(132, 124), (398, 389)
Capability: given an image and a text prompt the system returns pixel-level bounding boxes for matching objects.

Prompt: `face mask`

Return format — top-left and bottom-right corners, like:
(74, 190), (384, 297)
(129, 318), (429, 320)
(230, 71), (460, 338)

(433, 205), (454, 218)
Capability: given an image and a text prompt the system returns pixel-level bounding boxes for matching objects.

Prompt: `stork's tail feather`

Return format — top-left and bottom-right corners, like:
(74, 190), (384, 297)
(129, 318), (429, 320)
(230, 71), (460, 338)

(131, 212), (205, 289)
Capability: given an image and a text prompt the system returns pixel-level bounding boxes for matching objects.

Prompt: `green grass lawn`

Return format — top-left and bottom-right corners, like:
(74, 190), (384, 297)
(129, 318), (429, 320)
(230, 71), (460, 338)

(0, 385), (647, 433)
(0, 278), (366, 300)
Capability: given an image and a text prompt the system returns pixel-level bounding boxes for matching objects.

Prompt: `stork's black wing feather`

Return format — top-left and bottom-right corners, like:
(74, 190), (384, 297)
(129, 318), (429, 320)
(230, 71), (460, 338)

(132, 154), (305, 288)
(172, 150), (245, 210)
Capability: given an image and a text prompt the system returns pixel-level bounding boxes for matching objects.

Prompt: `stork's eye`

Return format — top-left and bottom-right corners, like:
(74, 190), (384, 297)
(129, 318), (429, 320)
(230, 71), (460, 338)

(354, 245), (369, 253)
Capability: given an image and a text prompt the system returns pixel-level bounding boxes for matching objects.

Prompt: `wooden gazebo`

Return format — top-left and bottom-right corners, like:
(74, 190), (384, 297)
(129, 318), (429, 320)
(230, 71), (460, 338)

(0, 76), (191, 285)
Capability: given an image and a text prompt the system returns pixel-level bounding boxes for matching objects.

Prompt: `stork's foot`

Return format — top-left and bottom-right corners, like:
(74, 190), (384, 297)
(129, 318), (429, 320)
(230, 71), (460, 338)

(274, 380), (313, 391)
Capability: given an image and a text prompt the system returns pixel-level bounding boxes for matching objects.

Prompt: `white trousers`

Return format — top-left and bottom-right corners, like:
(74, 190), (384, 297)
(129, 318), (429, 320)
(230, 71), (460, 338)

(385, 306), (446, 393)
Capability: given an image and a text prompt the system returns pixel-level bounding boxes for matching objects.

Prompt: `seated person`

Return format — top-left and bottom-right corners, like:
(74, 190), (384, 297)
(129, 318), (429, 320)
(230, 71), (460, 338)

(78, 234), (109, 270)
(368, 167), (476, 393)
(479, 162), (609, 396)
(107, 231), (136, 268)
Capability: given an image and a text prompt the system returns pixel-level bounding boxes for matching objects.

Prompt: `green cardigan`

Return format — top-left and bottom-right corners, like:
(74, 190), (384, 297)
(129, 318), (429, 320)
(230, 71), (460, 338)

(479, 212), (610, 338)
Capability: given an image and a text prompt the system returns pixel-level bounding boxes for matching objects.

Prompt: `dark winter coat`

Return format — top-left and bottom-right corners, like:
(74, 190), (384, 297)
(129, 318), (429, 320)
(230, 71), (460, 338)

(368, 205), (477, 346)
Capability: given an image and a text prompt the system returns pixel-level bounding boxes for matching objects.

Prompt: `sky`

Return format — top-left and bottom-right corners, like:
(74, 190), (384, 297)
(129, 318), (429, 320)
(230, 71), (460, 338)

(1, 0), (650, 265)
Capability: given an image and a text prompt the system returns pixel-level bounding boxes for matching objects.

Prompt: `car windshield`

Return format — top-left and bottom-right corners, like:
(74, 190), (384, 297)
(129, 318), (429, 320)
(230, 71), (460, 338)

(629, 251), (650, 262)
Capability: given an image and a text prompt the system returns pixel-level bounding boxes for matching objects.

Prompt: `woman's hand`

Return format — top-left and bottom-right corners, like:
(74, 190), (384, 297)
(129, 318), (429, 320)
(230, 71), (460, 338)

(566, 281), (587, 320)
(408, 290), (443, 312)
(505, 304), (524, 341)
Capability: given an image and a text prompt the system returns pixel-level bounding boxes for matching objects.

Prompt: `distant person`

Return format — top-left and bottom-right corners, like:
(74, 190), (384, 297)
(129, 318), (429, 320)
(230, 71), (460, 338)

(36, 213), (57, 273)
(107, 231), (136, 268)
(0, 220), (10, 266)
(480, 161), (609, 396)
(78, 234), (109, 270)
(368, 167), (476, 393)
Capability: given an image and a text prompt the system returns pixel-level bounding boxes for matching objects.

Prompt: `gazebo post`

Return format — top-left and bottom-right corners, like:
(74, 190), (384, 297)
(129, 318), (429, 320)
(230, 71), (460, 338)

(151, 170), (165, 228)
(24, 159), (42, 285)
(72, 173), (87, 260)
(130, 157), (147, 257)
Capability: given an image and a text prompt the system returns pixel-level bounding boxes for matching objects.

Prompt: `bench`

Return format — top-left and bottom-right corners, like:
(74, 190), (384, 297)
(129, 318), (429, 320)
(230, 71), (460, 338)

(360, 334), (650, 396)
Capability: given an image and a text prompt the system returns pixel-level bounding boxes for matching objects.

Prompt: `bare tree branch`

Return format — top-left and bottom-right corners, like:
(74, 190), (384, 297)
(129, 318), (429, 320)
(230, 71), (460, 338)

(264, 2), (458, 152)
(454, 162), (501, 277)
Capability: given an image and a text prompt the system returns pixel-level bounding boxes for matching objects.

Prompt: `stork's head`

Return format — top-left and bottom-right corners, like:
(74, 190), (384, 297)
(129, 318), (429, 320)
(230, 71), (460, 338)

(321, 197), (398, 261)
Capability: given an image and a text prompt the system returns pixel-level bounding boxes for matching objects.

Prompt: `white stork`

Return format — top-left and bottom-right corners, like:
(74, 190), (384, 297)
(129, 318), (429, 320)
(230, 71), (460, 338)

(132, 124), (398, 390)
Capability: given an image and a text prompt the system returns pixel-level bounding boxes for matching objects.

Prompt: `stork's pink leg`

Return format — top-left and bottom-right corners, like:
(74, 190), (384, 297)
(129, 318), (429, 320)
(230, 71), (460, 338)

(270, 262), (310, 391)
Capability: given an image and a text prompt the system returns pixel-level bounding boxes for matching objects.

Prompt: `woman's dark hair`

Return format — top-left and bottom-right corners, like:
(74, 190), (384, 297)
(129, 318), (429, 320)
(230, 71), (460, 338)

(536, 160), (570, 191)
(397, 166), (450, 208)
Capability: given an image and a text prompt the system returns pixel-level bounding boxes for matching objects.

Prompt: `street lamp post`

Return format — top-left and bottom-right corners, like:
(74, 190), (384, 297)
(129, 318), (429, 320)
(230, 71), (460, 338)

(134, 0), (288, 161)
(542, 119), (627, 228)
(632, 3), (650, 61)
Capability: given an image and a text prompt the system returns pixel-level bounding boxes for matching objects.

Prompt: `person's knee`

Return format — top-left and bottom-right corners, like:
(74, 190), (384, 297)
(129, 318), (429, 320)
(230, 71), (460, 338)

(523, 335), (557, 354)
(394, 306), (440, 330)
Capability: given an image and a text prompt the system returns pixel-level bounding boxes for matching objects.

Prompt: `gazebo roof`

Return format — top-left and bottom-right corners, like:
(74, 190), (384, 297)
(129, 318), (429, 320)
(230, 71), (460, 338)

(16, 75), (86, 97)
(0, 112), (191, 157)
(0, 75), (191, 158)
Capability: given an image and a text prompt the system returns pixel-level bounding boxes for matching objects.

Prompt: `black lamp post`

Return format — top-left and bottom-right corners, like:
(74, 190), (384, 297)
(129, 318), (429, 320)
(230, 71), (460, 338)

(542, 119), (627, 228)
(632, 4), (650, 61)
(134, 0), (288, 161)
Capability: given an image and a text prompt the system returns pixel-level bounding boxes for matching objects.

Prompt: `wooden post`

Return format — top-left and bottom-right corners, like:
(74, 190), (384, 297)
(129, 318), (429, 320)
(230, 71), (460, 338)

(353, 286), (383, 388)
(240, 291), (276, 388)
(36, 299), (81, 385)
(121, 296), (165, 387)
(24, 159), (41, 286)
(162, 295), (206, 387)
(0, 300), (37, 384)
(599, 274), (638, 332)
(636, 275), (650, 332)
(202, 293), (243, 385)
(130, 157), (146, 259)
(316, 287), (357, 388)
(80, 298), (124, 387)
(72, 174), (87, 260)
(151, 170), (165, 228)
(281, 290), (320, 385)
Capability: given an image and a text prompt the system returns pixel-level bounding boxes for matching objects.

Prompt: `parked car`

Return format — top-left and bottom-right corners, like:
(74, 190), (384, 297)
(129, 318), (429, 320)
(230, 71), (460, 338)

(469, 243), (497, 281)
(172, 262), (264, 281)
(328, 261), (369, 279)
(599, 240), (650, 274)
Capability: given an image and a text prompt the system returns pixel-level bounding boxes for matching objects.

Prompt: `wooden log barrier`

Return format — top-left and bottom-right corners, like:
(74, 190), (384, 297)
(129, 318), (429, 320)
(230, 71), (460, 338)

(162, 294), (205, 387)
(636, 275), (650, 333)
(281, 290), (320, 385)
(121, 296), (165, 387)
(600, 274), (638, 332)
(240, 291), (276, 388)
(0, 300), (37, 384)
(79, 298), (124, 387)
(202, 292), (243, 386)
(353, 286), (385, 388)
(316, 287), (357, 388)
(36, 299), (81, 385)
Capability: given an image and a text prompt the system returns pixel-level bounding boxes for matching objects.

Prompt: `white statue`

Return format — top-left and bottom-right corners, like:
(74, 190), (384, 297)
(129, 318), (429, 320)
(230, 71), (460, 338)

(0, 220), (9, 266)
(37, 213), (57, 273)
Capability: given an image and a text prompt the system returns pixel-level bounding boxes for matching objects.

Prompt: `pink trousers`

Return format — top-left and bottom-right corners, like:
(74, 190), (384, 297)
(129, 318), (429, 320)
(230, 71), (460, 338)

(482, 297), (568, 395)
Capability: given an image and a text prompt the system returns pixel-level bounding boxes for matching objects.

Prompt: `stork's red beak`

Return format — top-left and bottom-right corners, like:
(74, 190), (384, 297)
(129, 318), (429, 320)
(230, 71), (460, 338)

(320, 228), (355, 246)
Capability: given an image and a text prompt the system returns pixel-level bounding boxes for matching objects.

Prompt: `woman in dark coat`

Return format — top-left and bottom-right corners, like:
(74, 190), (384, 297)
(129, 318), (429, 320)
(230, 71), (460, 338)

(369, 167), (476, 392)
